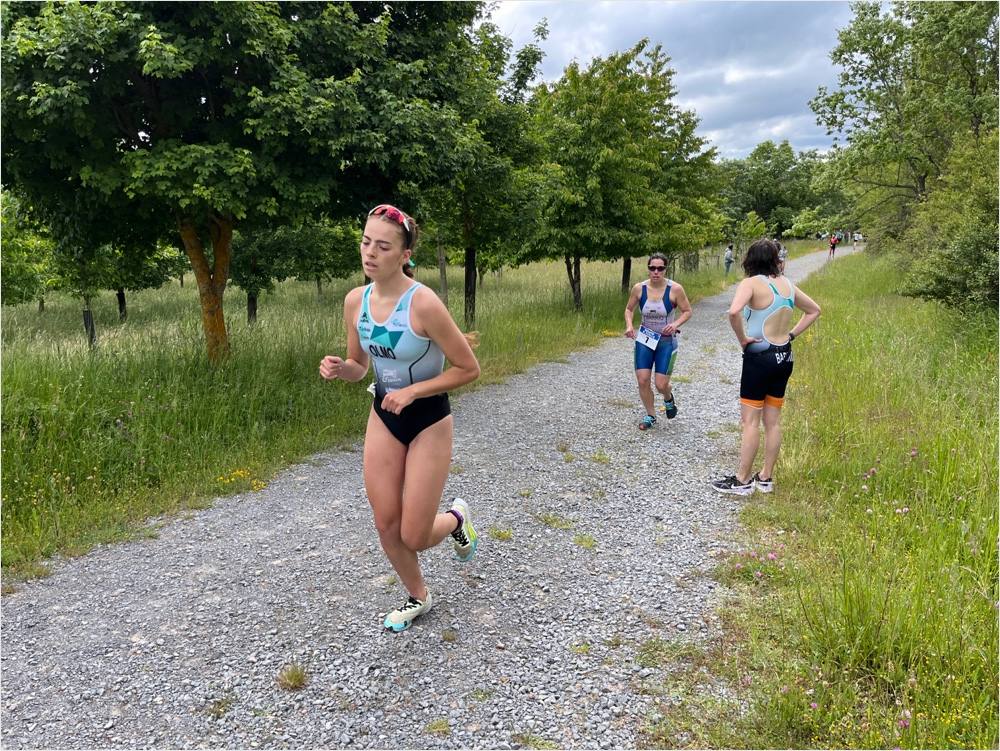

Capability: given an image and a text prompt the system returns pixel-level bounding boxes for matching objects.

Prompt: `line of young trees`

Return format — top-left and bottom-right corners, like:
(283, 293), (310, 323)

(6, 2), (991, 362)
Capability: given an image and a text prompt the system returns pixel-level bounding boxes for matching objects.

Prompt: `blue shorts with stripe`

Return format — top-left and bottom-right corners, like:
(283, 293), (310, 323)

(634, 336), (678, 375)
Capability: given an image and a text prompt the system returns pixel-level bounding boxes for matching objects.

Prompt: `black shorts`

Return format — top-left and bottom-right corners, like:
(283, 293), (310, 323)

(373, 388), (451, 446)
(739, 343), (794, 409)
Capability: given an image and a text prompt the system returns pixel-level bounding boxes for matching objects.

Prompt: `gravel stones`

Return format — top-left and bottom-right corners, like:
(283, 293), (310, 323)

(1, 252), (836, 749)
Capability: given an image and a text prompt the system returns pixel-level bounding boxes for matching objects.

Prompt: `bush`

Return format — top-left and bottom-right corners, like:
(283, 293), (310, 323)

(902, 216), (999, 310)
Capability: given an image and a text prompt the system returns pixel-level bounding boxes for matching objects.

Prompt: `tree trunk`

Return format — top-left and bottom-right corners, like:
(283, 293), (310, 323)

(620, 257), (632, 294)
(38, 298), (44, 313)
(436, 233), (448, 306)
(179, 273), (184, 288)
(116, 288), (127, 322)
(682, 250), (699, 273)
(82, 298), (96, 348)
(464, 245), (476, 328)
(316, 277), (323, 296)
(247, 292), (258, 325)
(179, 215), (233, 364)
(477, 266), (485, 290)
(462, 202), (476, 328)
(564, 253), (582, 311)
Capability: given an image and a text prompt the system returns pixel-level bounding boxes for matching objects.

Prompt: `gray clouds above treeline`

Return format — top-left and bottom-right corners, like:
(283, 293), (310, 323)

(488, 0), (856, 158)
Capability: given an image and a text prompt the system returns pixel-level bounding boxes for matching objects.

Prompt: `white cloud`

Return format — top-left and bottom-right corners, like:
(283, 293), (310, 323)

(488, 0), (856, 158)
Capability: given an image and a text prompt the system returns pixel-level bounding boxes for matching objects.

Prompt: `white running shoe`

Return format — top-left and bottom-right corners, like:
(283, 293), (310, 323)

(449, 498), (479, 562)
(383, 591), (433, 632)
(753, 473), (774, 493)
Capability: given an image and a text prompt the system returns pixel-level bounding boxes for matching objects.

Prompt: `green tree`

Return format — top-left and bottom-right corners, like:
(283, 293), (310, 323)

(405, 19), (548, 327)
(0, 191), (55, 308)
(530, 40), (714, 308)
(811, 2), (998, 244)
(2, 2), (485, 361)
(733, 211), (768, 256)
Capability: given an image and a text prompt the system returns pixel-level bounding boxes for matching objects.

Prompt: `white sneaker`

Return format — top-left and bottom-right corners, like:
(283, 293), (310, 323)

(753, 473), (774, 493)
(383, 591), (433, 632)
(449, 498), (479, 562)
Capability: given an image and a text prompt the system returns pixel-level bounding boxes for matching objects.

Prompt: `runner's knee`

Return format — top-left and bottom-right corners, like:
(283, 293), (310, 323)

(372, 510), (402, 539)
(400, 522), (431, 551)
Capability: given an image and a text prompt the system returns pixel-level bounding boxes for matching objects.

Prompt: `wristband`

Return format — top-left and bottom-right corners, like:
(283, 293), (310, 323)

(788, 331), (796, 341)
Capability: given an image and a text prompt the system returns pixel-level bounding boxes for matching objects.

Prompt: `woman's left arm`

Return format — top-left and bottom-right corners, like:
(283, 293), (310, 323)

(378, 289), (481, 414)
(663, 283), (692, 336)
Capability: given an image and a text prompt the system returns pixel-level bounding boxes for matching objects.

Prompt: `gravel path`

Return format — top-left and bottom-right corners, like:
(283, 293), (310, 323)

(2, 250), (843, 749)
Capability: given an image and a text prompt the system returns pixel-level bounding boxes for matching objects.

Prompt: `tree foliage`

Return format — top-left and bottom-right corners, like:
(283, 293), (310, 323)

(0, 192), (55, 306)
(1, 1), (487, 359)
(529, 40), (716, 308)
(812, 1), (998, 310)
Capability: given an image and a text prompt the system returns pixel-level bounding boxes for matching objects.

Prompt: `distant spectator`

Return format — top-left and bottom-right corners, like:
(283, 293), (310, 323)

(724, 243), (734, 276)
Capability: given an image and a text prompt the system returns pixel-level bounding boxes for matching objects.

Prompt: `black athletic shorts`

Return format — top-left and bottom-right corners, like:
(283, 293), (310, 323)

(373, 386), (451, 446)
(739, 343), (794, 409)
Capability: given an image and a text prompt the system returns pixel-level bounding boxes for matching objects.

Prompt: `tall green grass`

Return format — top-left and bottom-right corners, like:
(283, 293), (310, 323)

(643, 252), (998, 748)
(1, 253), (736, 576)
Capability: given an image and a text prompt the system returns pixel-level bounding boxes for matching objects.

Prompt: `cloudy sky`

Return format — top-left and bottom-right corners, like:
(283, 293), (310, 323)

(487, 0), (856, 159)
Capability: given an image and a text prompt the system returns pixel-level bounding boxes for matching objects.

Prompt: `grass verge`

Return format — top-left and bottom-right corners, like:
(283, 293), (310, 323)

(640, 252), (998, 749)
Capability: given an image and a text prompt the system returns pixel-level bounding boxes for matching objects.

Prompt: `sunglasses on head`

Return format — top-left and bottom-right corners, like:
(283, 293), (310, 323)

(648, 264), (666, 272)
(368, 204), (413, 247)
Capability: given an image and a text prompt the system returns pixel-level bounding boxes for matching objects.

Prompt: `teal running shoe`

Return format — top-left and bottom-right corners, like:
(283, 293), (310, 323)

(384, 591), (433, 632)
(639, 414), (656, 431)
(449, 498), (478, 562)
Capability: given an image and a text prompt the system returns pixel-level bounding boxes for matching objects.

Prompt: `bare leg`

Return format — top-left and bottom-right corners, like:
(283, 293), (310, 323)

(737, 403), (762, 483)
(654, 372), (673, 401)
(636, 369), (655, 415)
(399, 415), (456, 553)
(362, 411), (453, 602)
(761, 405), (783, 480)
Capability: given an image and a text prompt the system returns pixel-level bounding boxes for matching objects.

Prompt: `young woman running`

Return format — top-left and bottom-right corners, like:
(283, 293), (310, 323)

(711, 239), (821, 495)
(624, 253), (693, 430)
(319, 204), (481, 632)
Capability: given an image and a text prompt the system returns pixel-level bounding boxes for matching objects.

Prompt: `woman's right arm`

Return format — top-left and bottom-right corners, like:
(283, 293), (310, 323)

(319, 287), (370, 382)
(727, 278), (760, 349)
(624, 284), (640, 338)
(791, 287), (821, 337)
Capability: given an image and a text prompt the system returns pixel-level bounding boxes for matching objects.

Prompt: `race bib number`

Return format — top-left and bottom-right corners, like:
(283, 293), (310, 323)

(636, 326), (661, 350)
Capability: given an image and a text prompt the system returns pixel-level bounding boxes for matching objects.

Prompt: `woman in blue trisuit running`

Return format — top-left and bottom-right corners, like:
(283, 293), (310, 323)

(624, 253), (693, 430)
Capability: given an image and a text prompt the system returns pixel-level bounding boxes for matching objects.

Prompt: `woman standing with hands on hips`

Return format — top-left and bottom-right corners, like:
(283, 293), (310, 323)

(624, 253), (693, 430)
(711, 239), (821, 495)
(319, 204), (480, 632)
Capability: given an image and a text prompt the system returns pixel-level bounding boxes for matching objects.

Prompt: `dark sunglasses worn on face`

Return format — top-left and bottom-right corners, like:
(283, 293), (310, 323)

(368, 204), (413, 248)
(648, 265), (666, 272)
